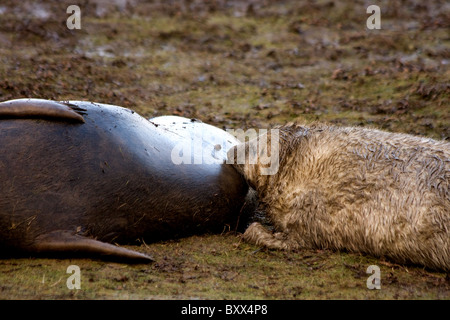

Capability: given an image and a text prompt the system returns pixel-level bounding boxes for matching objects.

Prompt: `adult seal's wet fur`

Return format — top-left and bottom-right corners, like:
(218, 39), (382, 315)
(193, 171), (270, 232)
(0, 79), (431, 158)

(0, 98), (251, 262)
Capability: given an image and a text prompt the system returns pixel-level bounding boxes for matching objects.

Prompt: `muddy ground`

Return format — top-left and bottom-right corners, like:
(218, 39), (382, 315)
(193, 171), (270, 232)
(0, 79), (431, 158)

(0, 0), (449, 300)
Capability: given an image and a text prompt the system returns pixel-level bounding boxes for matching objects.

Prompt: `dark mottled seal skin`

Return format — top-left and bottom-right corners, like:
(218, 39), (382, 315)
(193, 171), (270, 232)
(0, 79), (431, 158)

(0, 99), (250, 262)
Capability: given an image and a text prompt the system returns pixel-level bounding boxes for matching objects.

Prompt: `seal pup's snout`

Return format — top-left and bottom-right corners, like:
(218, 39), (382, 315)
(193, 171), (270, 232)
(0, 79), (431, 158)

(227, 143), (252, 185)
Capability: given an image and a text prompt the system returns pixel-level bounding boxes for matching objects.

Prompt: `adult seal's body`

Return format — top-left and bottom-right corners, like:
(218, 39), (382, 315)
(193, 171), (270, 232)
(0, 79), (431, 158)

(229, 123), (450, 271)
(0, 99), (250, 262)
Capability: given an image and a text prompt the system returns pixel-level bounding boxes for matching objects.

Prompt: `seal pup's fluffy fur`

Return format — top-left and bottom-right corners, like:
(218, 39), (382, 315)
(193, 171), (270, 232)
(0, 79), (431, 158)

(228, 123), (450, 271)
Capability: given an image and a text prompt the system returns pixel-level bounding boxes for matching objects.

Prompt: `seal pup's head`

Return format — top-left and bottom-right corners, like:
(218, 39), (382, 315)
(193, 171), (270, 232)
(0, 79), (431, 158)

(226, 123), (322, 192)
(226, 127), (288, 192)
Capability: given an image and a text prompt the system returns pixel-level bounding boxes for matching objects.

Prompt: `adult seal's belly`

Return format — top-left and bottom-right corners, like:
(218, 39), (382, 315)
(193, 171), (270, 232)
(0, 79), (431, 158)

(0, 99), (250, 262)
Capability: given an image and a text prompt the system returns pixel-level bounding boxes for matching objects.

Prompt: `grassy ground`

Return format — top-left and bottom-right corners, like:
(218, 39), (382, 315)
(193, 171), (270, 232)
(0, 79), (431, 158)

(1, 234), (449, 300)
(0, 0), (449, 299)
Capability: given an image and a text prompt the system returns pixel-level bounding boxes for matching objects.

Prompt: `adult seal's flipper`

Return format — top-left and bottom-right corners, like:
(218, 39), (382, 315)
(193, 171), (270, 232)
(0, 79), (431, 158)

(0, 98), (86, 123)
(33, 231), (154, 263)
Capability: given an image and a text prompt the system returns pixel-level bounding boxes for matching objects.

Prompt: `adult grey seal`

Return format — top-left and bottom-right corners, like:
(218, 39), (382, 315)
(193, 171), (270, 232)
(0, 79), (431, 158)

(228, 123), (450, 271)
(0, 98), (250, 262)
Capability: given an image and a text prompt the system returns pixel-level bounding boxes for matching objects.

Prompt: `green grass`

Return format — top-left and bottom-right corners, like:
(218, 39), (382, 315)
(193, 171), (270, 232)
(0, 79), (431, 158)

(1, 234), (448, 300)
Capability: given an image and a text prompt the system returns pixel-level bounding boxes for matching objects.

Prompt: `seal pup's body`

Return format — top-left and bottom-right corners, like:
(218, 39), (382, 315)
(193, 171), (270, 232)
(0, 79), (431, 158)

(229, 123), (450, 271)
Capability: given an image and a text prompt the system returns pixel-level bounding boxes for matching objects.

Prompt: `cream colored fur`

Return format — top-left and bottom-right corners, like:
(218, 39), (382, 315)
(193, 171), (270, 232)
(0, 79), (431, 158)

(229, 123), (450, 271)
